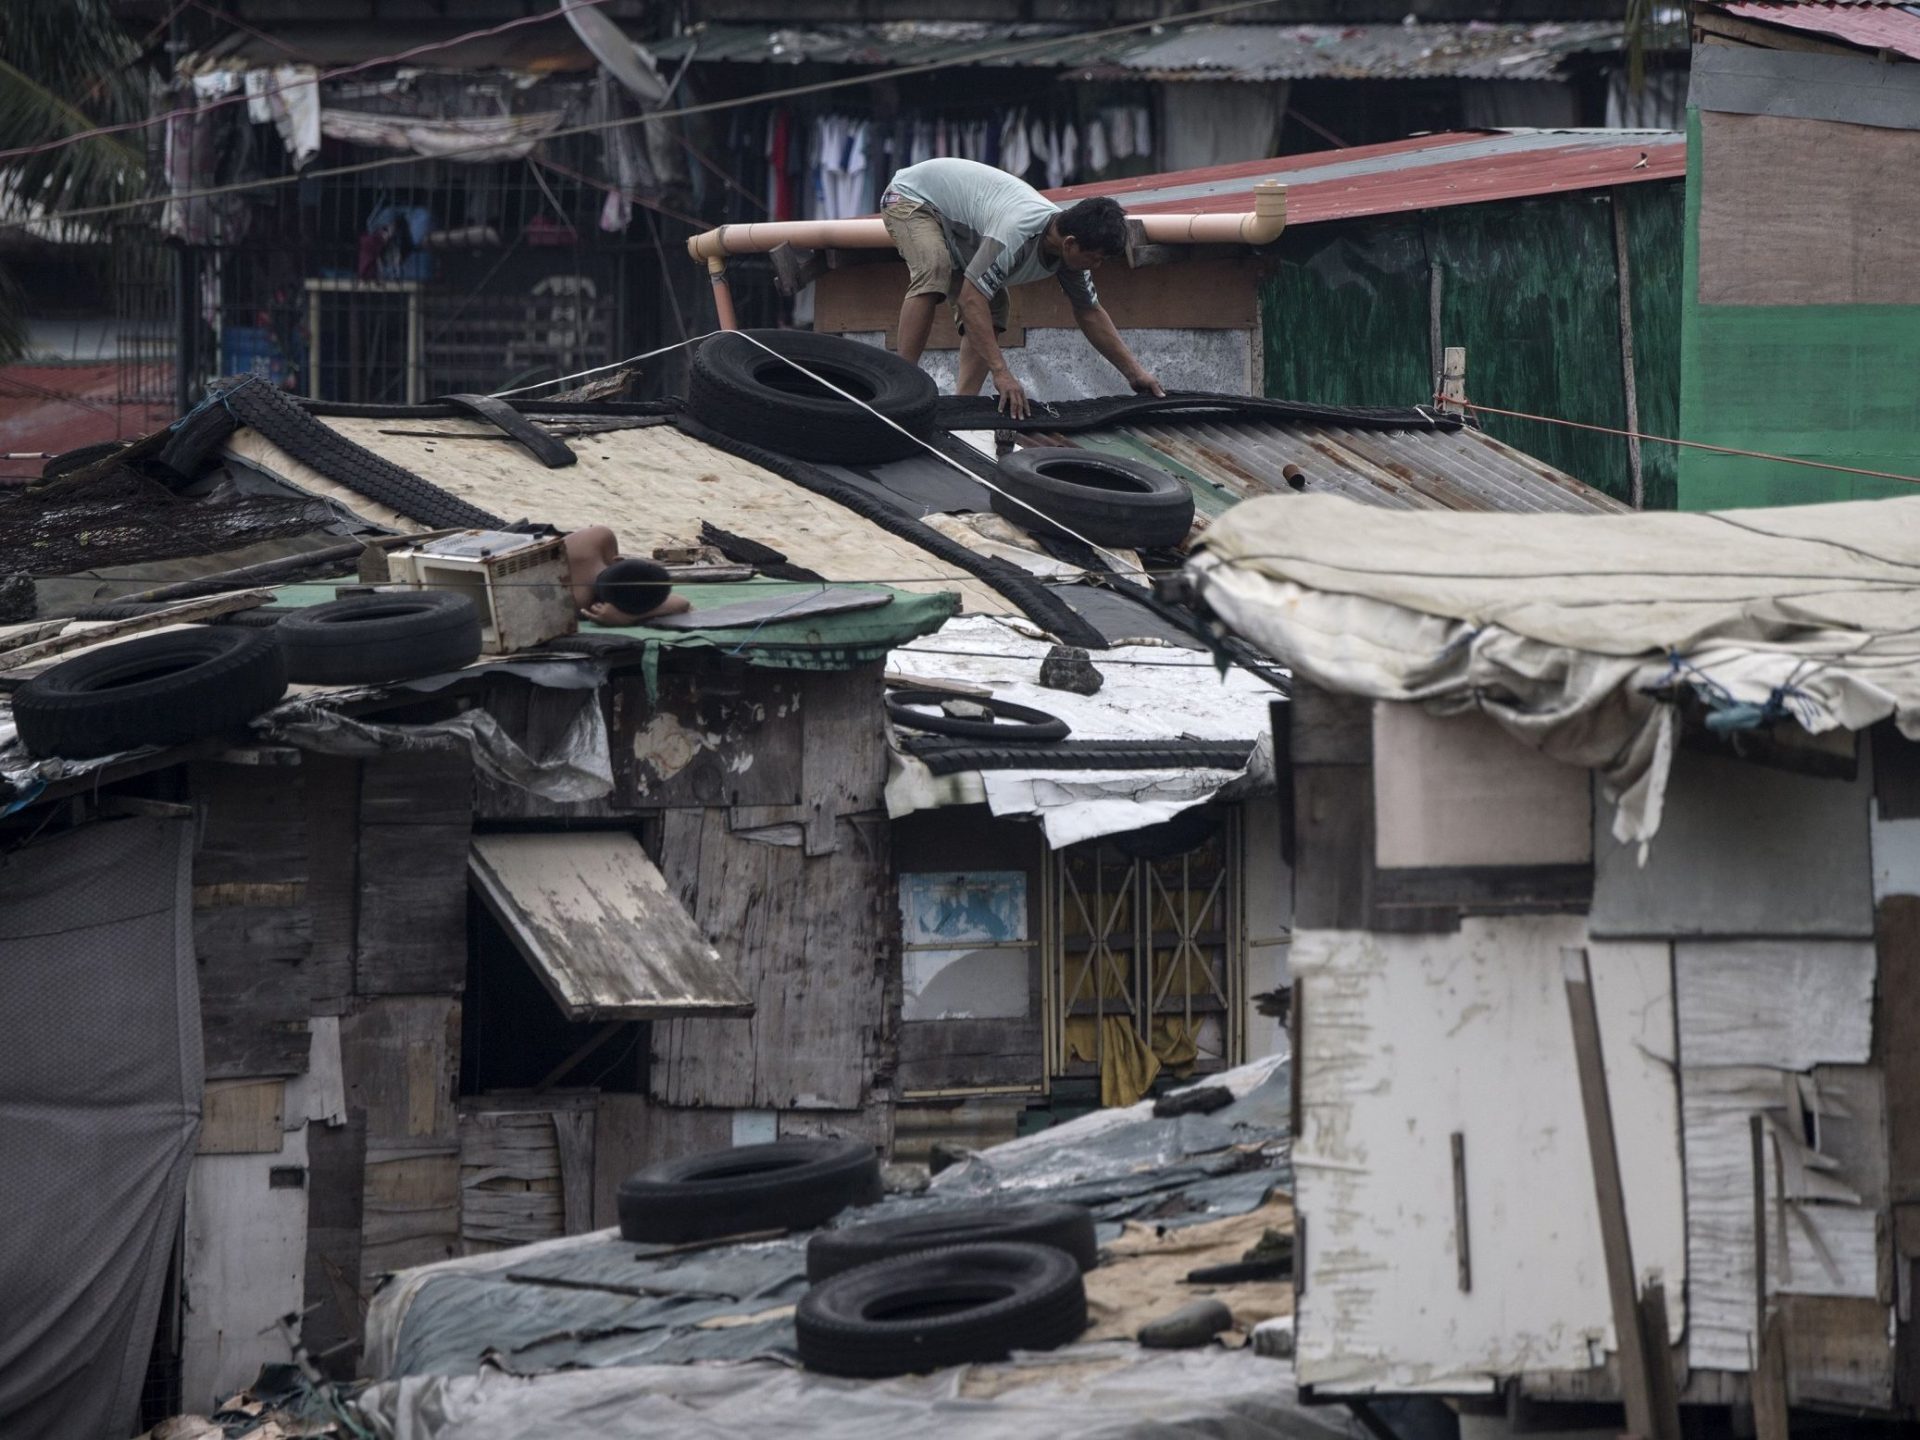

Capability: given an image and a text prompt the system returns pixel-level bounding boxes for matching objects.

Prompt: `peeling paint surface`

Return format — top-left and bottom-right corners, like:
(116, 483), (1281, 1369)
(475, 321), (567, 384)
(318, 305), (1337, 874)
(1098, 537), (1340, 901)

(1292, 917), (1684, 1390)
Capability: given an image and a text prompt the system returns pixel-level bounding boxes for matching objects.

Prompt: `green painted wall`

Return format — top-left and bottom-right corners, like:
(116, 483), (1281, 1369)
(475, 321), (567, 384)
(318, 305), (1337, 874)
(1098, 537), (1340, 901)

(1259, 185), (1683, 508)
(1678, 108), (1920, 510)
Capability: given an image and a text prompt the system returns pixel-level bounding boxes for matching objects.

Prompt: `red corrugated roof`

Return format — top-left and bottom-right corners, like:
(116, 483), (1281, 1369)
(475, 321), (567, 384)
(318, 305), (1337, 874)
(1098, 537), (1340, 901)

(1717, 2), (1920, 62)
(1045, 130), (1685, 227)
(0, 363), (171, 483)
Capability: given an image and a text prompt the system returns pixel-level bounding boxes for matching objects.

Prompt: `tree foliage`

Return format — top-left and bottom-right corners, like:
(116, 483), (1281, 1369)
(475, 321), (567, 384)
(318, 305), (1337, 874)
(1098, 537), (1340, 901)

(0, 0), (151, 358)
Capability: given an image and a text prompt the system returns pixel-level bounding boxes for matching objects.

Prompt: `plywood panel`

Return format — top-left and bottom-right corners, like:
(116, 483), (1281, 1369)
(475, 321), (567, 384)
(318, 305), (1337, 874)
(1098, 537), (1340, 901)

(1676, 940), (1876, 1070)
(1592, 748), (1873, 938)
(651, 812), (891, 1111)
(194, 759), (314, 1076)
(613, 668), (806, 810)
(1699, 111), (1920, 307)
(182, 1126), (310, 1410)
(356, 751), (472, 996)
(339, 996), (460, 1145)
(301, 753), (360, 1010)
(197, 1079), (286, 1155)
(302, 1112), (366, 1379)
(361, 1150), (460, 1280)
(1373, 703), (1591, 869)
(1291, 919), (1685, 1389)
(228, 420), (1005, 613)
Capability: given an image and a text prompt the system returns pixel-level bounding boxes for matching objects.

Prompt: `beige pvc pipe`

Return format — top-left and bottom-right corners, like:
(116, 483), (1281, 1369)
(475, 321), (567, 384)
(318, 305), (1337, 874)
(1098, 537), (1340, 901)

(686, 180), (1287, 265)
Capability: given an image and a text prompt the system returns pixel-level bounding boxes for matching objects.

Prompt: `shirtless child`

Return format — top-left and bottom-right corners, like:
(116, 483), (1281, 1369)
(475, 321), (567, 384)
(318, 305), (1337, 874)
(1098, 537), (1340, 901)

(564, 526), (693, 625)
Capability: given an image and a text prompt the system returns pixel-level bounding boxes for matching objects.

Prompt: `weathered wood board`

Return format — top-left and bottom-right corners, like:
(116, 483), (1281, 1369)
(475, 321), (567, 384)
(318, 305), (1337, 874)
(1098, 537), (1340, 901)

(650, 812), (891, 1112)
(355, 750), (472, 995)
(339, 996), (461, 1144)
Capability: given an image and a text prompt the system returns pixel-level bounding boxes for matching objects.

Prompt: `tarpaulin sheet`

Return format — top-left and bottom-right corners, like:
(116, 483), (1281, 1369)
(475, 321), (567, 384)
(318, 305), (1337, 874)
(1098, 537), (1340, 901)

(1189, 491), (1920, 841)
(0, 818), (202, 1439)
(363, 1056), (1289, 1390)
(352, 1344), (1353, 1440)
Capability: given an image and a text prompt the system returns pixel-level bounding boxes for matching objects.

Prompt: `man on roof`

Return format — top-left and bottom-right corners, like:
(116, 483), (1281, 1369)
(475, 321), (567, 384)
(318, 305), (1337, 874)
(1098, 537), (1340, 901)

(881, 157), (1165, 421)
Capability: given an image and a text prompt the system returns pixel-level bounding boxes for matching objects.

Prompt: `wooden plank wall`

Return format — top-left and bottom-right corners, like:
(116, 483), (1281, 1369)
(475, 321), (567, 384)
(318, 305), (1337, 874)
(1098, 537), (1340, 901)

(186, 743), (473, 1378)
(647, 666), (898, 1130)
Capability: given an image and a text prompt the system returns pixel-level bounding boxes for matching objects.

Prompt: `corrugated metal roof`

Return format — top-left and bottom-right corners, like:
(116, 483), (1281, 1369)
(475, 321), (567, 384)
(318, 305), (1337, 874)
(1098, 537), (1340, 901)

(653, 19), (1676, 82)
(1715, 2), (1920, 61)
(1044, 129), (1684, 223)
(1037, 418), (1626, 516)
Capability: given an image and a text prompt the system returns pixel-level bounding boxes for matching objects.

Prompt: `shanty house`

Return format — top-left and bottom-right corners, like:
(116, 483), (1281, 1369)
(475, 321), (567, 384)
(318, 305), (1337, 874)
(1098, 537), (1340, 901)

(1187, 490), (1920, 1425)
(1680, 1), (1920, 509)
(2, 334), (1621, 1434)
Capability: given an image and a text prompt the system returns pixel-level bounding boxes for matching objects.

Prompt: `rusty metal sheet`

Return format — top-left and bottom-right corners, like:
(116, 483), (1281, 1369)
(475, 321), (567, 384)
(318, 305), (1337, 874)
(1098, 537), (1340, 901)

(469, 832), (751, 1021)
(1110, 419), (1623, 516)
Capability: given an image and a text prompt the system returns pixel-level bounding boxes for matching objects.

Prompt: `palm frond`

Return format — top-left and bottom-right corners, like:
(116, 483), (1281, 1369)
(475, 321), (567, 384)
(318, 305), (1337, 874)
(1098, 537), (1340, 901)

(0, 0), (149, 214)
(0, 56), (145, 214)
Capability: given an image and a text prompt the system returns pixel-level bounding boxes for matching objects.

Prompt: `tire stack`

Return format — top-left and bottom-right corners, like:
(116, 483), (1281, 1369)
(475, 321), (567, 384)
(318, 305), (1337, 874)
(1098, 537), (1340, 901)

(613, 1140), (1096, 1378)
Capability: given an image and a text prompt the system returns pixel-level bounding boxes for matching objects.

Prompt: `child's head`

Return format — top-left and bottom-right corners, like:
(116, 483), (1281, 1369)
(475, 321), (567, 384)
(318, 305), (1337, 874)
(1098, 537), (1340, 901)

(594, 558), (672, 617)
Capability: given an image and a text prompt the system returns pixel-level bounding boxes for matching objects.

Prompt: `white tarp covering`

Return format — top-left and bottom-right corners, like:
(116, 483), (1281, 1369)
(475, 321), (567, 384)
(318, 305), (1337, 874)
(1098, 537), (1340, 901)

(1188, 492), (1920, 842)
(884, 615), (1283, 847)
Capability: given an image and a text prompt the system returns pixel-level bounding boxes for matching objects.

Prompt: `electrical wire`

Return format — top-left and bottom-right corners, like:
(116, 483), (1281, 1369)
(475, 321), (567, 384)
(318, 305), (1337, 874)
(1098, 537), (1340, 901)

(1446, 395), (1920, 491)
(10, 0), (1285, 231)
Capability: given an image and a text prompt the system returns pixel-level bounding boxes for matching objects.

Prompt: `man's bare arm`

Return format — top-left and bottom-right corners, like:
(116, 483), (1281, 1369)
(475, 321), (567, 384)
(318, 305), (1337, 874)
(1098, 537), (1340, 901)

(957, 282), (1029, 419)
(1073, 305), (1165, 396)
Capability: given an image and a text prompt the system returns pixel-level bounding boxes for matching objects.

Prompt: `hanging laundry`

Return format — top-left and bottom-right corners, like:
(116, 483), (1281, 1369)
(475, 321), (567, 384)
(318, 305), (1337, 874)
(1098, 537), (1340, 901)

(1042, 120), (1067, 189)
(1133, 105), (1153, 164)
(1105, 105), (1133, 160)
(1087, 114), (1110, 173)
(1000, 109), (1030, 177)
(1061, 122), (1079, 186)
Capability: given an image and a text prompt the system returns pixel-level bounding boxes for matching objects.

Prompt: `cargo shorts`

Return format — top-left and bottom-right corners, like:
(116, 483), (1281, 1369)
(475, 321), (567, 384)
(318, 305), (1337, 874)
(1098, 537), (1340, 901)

(881, 196), (1010, 336)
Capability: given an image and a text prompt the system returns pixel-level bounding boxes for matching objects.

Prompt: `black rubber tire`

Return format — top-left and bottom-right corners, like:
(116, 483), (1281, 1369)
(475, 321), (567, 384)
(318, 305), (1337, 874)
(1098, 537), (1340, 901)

(989, 448), (1195, 549)
(275, 591), (482, 685)
(41, 440), (127, 479)
(796, 1242), (1088, 1378)
(177, 377), (504, 530)
(886, 687), (1070, 743)
(806, 1202), (1097, 1283)
(688, 330), (937, 464)
(13, 627), (288, 759)
(617, 1138), (882, 1245)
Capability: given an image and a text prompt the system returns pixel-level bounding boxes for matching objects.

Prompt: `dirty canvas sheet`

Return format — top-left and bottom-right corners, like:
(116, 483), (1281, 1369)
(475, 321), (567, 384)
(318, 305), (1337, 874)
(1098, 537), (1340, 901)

(1190, 492), (1920, 842)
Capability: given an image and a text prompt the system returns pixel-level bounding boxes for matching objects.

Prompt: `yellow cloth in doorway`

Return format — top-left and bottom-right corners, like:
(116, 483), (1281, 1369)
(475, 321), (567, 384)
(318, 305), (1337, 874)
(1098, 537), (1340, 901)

(1065, 1016), (1201, 1108)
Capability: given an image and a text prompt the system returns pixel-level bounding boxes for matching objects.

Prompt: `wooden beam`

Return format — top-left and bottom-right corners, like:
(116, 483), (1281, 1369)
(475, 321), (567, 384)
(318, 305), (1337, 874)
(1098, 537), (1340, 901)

(1563, 945), (1666, 1440)
(1452, 1131), (1472, 1293)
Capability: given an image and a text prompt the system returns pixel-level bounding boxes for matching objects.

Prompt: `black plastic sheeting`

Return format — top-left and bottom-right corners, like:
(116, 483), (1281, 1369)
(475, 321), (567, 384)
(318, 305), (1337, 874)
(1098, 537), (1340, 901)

(935, 391), (1461, 435)
(903, 738), (1259, 776)
(382, 1059), (1290, 1381)
(1048, 583), (1204, 650)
